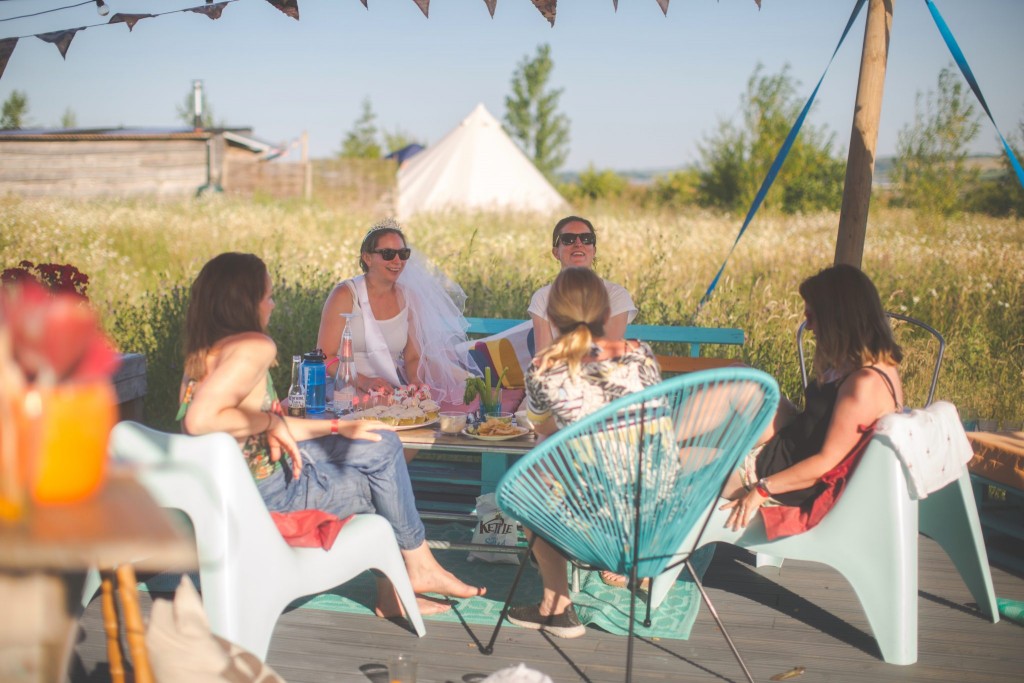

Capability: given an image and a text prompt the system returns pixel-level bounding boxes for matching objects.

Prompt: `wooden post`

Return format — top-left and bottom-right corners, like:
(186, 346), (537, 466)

(835, 0), (894, 267)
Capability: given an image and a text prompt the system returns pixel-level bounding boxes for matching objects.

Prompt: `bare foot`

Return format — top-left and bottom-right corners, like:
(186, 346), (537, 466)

(408, 566), (486, 599)
(402, 543), (486, 599)
(375, 591), (451, 618)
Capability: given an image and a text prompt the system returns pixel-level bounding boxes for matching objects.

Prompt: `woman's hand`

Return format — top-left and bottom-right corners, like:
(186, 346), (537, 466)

(267, 413), (302, 479)
(720, 487), (768, 532)
(336, 419), (396, 442)
(359, 376), (393, 394)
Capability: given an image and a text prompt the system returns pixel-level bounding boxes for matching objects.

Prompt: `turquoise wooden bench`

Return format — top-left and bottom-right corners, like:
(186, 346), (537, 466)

(465, 318), (745, 375)
(408, 319), (746, 512)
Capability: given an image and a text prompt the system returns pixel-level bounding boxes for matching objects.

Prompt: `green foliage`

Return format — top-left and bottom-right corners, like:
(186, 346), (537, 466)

(891, 65), (981, 216)
(504, 44), (570, 180)
(1, 90), (29, 129)
(59, 107), (77, 129)
(964, 117), (1024, 218)
(649, 169), (701, 209)
(563, 165), (628, 201)
(382, 128), (423, 156)
(339, 98), (382, 159)
(696, 64), (844, 214)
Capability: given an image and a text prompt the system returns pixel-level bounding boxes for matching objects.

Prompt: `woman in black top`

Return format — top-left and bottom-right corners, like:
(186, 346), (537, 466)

(722, 264), (904, 530)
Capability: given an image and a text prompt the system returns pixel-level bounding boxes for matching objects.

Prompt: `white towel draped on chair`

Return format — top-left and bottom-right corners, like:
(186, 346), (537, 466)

(875, 401), (973, 500)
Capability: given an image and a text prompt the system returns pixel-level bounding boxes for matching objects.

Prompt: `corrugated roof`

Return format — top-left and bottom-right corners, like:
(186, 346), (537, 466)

(0, 126), (284, 159)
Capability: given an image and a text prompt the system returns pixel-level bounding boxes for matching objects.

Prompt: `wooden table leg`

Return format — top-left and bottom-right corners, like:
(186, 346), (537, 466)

(114, 565), (154, 683)
(99, 571), (125, 683)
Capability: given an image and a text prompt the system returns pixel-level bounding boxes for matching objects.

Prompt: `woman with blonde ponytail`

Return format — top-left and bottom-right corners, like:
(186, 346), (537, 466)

(506, 267), (662, 639)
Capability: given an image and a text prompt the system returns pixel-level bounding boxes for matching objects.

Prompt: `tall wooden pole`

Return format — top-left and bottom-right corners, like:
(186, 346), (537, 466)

(835, 0), (894, 267)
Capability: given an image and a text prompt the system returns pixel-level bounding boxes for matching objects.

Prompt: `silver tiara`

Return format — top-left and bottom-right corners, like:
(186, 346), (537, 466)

(363, 217), (403, 241)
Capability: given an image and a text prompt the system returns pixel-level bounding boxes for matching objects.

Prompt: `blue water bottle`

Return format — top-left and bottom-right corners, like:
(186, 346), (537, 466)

(301, 348), (327, 415)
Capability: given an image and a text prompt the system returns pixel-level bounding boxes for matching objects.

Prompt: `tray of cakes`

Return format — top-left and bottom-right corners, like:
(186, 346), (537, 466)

(349, 384), (440, 430)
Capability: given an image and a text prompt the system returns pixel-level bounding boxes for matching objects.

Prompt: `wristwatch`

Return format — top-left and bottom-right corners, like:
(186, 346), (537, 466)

(754, 477), (772, 498)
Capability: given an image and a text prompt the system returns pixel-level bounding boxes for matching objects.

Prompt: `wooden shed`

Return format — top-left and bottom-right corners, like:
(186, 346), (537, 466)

(0, 127), (283, 199)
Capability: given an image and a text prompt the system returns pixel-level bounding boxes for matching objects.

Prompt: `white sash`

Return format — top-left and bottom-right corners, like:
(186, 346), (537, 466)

(352, 275), (402, 387)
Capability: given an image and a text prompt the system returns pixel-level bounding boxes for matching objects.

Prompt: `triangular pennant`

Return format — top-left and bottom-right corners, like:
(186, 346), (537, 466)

(108, 13), (155, 32)
(190, 2), (229, 20)
(612, 0), (618, 10)
(754, 0), (762, 8)
(482, 0), (497, 18)
(359, 0), (368, 7)
(531, 0), (556, 26)
(36, 28), (82, 60)
(411, 0), (429, 18)
(264, 0), (299, 20)
(0, 38), (17, 80)
(656, 0), (669, 16)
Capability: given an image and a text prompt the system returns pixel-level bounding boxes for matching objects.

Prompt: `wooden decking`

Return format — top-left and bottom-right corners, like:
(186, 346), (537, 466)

(71, 537), (1023, 683)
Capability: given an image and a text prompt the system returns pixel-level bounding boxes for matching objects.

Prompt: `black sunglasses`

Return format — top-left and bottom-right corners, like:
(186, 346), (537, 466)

(371, 247), (412, 261)
(555, 232), (597, 247)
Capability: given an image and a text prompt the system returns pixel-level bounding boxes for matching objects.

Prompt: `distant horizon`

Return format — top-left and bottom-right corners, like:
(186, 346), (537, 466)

(1, 0), (1021, 172)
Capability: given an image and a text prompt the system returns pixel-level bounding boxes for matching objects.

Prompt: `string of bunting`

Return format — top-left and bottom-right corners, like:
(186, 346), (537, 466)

(0, 0), (763, 79)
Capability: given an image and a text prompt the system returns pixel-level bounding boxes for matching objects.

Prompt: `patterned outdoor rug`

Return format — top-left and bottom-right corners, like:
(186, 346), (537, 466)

(288, 523), (715, 640)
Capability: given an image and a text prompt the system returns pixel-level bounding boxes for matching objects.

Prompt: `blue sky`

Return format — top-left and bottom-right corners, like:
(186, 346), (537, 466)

(1, 0), (1021, 171)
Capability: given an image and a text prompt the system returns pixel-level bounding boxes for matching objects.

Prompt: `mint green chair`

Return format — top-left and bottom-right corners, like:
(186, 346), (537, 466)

(649, 405), (999, 665)
(481, 369), (780, 683)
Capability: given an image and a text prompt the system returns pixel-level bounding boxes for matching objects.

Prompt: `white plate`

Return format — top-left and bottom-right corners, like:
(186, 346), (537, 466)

(461, 426), (531, 441)
(352, 416), (439, 432)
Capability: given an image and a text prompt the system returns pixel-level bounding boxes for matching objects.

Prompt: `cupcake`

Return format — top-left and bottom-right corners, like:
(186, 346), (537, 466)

(420, 399), (440, 420)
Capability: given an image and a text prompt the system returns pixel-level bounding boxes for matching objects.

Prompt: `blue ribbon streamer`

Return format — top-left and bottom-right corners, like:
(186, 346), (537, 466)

(699, 0), (867, 308)
(925, 0), (1024, 189)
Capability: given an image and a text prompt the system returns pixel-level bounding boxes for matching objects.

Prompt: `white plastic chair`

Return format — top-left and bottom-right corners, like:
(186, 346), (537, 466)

(86, 421), (425, 660)
(649, 408), (999, 665)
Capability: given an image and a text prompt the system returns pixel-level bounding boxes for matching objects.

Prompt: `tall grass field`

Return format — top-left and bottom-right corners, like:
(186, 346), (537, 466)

(2, 196), (1021, 432)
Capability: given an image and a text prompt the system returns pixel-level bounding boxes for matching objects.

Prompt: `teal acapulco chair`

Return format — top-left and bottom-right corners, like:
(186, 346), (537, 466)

(482, 368), (780, 683)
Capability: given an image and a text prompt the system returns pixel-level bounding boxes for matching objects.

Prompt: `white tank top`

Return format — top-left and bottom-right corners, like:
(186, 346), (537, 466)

(342, 280), (409, 378)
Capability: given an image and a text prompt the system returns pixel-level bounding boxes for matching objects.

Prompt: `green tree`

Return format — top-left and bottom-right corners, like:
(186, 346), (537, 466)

(891, 65), (981, 215)
(175, 86), (218, 128)
(696, 64), (844, 214)
(1, 90), (29, 129)
(504, 44), (570, 180)
(650, 169), (701, 209)
(59, 107), (77, 129)
(339, 98), (382, 159)
(965, 115), (1024, 217)
(382, 128), (423, 156)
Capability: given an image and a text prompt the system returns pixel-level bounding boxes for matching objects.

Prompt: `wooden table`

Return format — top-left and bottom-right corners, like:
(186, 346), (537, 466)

(0, 471), (196, 683)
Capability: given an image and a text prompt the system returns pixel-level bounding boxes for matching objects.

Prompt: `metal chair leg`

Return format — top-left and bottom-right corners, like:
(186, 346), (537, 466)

(481, 535), (537, 655)
(686, 559), (754, 683)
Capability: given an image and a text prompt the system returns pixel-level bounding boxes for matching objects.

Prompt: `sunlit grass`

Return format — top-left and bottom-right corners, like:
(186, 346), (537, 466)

(3, 196), (1021, 430)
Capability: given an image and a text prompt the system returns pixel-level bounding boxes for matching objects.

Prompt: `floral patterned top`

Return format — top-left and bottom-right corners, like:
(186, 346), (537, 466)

(525, 341), (662, 429)
(177, 372), (282, 481)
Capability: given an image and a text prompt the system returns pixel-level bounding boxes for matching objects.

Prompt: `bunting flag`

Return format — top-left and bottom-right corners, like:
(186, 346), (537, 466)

(531, 0), (557, 26)
(754, 0), (762, 8)
(36, 28), (83, 60)
(411, 0), (429, 18)
(190, 2), (229, 20)
(656, 0), (670, 16)
(359, 0), (368, 8)
(482, 0), (497, 18)
(108, 14), (155, 32)
(0, 38), (17, 80)
(613, 0), (618, 10)
(264, 0), (299, 21)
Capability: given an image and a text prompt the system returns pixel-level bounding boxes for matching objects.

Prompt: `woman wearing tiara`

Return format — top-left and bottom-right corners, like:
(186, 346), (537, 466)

(317, 219), (478, 404)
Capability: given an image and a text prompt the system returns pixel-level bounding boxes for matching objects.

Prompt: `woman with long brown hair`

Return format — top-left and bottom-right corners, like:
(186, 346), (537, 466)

(721, 264), (905, 530)
(507, 267), (661, 639)
(179, 252), (483, 618)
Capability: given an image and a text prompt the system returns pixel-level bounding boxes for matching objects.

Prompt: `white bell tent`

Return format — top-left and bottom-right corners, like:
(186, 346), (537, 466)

(396, 103), (569, 219)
